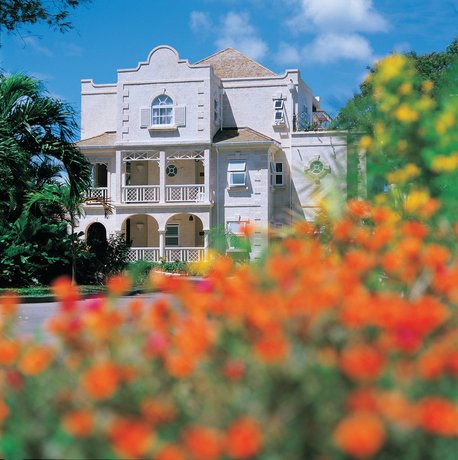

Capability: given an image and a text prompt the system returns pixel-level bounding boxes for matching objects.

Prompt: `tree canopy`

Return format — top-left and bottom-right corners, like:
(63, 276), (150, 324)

(0, 0), (90, 33)
(334, 38), (458, 133)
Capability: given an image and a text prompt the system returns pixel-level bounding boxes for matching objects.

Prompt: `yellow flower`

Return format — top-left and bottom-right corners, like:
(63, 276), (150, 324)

(422, 80), (434, 92)
(435, 112), (455, 134)
(404, 189), (430, 214)
(395, 104), (419, 123)
(377, 55), (407, 82)
(431, 153), (458, 173)
(359, 135), (373, 150)
(398, 82), (412, 95)
(404, 163), (421, 178)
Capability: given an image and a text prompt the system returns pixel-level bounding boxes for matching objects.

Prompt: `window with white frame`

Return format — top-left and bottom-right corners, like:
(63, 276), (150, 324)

(274, 99), (285, 125)
(227, 160), (247, 187)
(165, 224), (179, 246)
(270, 162), (284, 186)
(152, 95), (174, 125)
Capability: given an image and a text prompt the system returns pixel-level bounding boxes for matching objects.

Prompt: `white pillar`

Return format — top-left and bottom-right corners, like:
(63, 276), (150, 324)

(114, 150), (121, 204)
(159, 229), (165, 260)
(204, 148), (210, 203)
(159, 151), (166, 203)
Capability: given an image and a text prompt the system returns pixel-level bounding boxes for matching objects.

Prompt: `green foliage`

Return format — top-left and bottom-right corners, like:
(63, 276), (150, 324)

(0, 0), (91, 33)
(76, 234), (130, 285)
(0, 218), (72, 287)
(0, 73), (93, 287)
(334, 38), (458, 133)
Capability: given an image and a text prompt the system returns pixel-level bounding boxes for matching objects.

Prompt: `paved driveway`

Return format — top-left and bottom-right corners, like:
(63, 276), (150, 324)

(11, 293), (168, 339)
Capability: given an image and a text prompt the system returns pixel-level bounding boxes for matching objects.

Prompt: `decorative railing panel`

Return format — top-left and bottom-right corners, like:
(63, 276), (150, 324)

(122, 186), (159, 203)
(165, 248), (206, 262)
(165, 185), (205, 202)
(86, 187), (108, 201)
(127, 248), (160, 262)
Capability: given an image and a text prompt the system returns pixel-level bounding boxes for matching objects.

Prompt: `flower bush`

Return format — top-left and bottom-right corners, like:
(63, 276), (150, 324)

(0, 56), (457, 459)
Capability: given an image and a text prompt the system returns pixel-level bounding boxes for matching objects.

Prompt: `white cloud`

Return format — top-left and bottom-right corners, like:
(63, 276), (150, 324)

(274, 33), (375, 66)
(303, 33), (374, 63)
(189, 11), (212, 33)
(291, 0), (388, 33)
(21, 36), (54, 57)
(275, 42), (302, 66)
(62, 42), (84, 57)
(214, 12), (268, 60)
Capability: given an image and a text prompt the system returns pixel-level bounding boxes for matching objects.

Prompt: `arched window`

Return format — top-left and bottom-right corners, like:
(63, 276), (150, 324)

(151, 95), (174, 125)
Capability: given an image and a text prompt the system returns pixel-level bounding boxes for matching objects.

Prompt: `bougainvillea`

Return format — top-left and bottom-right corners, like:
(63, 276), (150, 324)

(0, 56), (457, 459)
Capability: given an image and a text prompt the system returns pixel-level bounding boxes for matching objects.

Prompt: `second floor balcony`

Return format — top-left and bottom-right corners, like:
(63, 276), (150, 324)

(87, 148), (211, 205)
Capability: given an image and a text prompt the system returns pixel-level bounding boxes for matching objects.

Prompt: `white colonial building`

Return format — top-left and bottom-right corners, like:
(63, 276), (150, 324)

(76, 45), (346, 262)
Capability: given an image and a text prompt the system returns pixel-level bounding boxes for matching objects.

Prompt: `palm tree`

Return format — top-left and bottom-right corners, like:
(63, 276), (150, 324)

(0, 73), (91, 220)
(25, 182), (113, 281)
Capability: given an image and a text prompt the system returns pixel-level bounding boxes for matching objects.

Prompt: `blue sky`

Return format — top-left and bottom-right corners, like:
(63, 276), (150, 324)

(2, 0), (457, 135)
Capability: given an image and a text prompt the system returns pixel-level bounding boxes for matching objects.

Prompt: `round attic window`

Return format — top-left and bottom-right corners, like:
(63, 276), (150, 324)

(309, 160), (325, 175)
(166, 164), (177, 177)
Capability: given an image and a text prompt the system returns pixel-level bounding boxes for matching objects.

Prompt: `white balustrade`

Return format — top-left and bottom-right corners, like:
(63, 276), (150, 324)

(86, 187), (108, 201)
(165, 247), (206, 262)
(165, 185), (205, 202)
(127, 248), (160, 262)
(122, 186), (160, 203)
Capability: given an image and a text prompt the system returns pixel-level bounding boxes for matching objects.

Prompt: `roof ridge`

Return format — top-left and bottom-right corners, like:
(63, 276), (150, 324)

(195, 48), (276, 79)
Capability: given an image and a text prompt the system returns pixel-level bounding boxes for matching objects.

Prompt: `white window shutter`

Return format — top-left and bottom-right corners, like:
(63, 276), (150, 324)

(175, 105), (186, 127)
(140, 107), (150, 128)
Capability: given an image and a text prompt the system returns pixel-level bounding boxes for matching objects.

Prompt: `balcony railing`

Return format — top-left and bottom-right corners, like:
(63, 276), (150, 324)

(127, 248), (160, 263)
(165, 247), (205, 262)
(86, 187), (108, 201)
(127, 247), (206, 263)
(122, 186), (160, 203)
(166, 185), (205, 202)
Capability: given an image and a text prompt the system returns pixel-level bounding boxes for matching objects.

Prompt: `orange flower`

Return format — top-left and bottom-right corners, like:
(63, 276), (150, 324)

(19, 345), (54, 376)
(417, 348), (447, 379)
(346, 389), (378, 413)
(0, 292), (18, 318)
(156, 444), (186, 460)
(0, 339), (20, 365)
(417, 397), (458, 437)
(333, 412), (385, 458)
(165, 352), (195, 378)
(141, 398), (176, 425)
(0, 400), (10, 423)
(376, 391), (417, 429)
(183, 425), (224, 460)
(339, 344), (385, 381)
(81, 362), (119, 400)
(422, 243), (450, 271)
(109, 418), (153, 458)
(51, 276), (79, 311)
(347, 200), (372, 219)
(106, 273), (131, 296)
(254, 333), (289, 363)
(226, 417), (263, 459)
(62, 409), (94, 437)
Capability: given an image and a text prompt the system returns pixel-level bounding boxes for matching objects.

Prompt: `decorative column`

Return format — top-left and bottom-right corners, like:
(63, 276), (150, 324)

(115, 150), (121, 203)
(158, 229), (165, 260)
(204, 148), (210, 202)
(159, 150), (166, 203)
